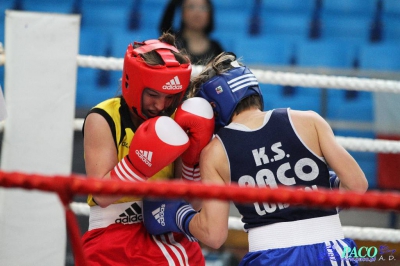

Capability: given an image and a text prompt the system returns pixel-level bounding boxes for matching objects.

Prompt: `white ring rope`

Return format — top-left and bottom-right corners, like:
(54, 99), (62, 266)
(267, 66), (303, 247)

(73, 56), (400, 153)
(335, 136), (400, 154)
(1, 52), (400, 93)
(251, 69), (400, 94)
(76, 55), (400, 93)
(5, 119), (400, 154)
(77, 55), (123, 71)
(69, 202), (400, 243)
(2, 119), (399, 153)
(0, 114), (399, 155)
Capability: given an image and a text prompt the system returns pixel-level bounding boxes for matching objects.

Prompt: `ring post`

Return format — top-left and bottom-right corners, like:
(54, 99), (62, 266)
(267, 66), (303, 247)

(0, 10), (80, 266)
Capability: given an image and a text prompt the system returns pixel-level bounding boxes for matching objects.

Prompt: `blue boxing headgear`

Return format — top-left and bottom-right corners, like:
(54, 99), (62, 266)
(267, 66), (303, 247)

(195, 66), (263, 130)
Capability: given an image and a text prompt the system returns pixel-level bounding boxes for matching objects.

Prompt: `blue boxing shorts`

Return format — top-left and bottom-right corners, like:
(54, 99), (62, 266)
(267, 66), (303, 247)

(240, 238), (359, 266)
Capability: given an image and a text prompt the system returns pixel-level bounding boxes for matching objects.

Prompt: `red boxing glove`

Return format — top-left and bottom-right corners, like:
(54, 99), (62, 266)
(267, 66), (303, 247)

(174, 97), (214, 181)
(111, 116), (190, 182)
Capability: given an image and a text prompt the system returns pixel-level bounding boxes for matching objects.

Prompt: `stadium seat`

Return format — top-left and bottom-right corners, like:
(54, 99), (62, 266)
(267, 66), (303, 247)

(327, 90), (374, 122)
(260, 12), (311, 40)
(80, 0), (131, 32)
(140, 0), (169, 32)
(0, 0), (17, 32)
(260, 84), (322, 113)
(212, 0), (249, 11)
(319, 14), (372, 43)
(75, 68), (121, 109)
(295, 40), (364, 118)
(359, 42), (400, 71)
(233, 36), (294, 66)
(109, 28), (159, 59)
(0, 20), (4, 44)
(382, 0), (400, 17)
(262, 0), (315, 15)
(213, 10), (249, 38)
(20, 0), (75, 13)
(321, 0), (377, 17)
(296, 40), (358, 68)
(76, 28), (114, 109)
(1, 0), (18, 12)
(210, 31), (235, 53)
(382, 15), (400, 42)
(79, 27), (110, 56)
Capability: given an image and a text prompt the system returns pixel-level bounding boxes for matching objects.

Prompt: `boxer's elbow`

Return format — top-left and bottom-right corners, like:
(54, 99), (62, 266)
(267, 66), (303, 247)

(341, 174), (369, 193)
(190, 217), (228, 249)
(203, 228), (228, 249)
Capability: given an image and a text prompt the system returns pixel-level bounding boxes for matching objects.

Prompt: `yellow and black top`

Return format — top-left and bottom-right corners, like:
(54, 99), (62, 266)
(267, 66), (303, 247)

(84, 96), (174, 206)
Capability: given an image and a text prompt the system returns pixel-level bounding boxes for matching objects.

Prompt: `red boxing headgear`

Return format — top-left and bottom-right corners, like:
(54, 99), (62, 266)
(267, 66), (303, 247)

(122, 39), (192, 120)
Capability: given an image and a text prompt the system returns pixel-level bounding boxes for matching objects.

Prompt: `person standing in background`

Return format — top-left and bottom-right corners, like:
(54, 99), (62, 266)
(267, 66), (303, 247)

(159, 0), (224, 65)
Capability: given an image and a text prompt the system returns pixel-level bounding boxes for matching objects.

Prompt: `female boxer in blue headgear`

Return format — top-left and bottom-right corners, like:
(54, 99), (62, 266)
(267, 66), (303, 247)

(142, 52), (368, 265)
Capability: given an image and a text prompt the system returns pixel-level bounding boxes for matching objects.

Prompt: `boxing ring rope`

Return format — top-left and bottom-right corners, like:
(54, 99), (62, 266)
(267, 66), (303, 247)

(0, 169), (399, 266)
(76, 55), (400, 93)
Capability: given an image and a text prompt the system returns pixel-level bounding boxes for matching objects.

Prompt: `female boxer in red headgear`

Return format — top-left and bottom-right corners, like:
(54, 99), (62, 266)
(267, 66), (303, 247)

(81, 32), (211, 266)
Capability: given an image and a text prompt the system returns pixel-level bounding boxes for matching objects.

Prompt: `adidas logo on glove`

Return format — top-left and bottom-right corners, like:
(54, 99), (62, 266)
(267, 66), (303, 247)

(135, 150), (153, 167)
(163, 76), (182, 90)
(152, 204), (166, 226)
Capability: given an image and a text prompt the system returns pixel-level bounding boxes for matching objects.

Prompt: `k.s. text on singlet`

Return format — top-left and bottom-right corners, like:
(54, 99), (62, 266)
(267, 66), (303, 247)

(217, 108), (337, 230)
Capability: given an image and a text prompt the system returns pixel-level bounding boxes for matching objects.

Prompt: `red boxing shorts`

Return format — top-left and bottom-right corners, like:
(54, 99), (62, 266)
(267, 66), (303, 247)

(82, 222), (205, 266)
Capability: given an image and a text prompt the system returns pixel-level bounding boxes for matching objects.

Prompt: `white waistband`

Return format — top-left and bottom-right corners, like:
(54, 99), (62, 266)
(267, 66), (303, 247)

(88, 201), (143, 231)
(248, 214), (344, 251)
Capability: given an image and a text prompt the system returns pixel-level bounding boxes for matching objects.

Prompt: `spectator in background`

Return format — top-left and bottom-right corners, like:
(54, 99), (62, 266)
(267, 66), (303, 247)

(159, 0), (224, 65)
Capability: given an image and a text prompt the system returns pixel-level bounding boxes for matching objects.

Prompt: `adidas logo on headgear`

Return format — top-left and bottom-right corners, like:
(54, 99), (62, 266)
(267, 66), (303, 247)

(135, 150), (152, 167)
(163, 76), (182, 90)
(152, 204), (166, 226)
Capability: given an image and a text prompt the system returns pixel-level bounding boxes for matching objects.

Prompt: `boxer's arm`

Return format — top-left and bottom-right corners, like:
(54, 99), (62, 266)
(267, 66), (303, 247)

(143, 137), (230, 249)
(84, 113), (122, 206)
(313, 112), (368, 193)
(188, 137), (231, 249)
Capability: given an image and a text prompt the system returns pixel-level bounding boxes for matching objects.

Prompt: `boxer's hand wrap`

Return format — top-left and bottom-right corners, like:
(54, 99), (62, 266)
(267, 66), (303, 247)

(181, 163), (201, 182)
(329, 171), (344, 212)
(111, 116), (190, 182)
(329, 171), (341, 189)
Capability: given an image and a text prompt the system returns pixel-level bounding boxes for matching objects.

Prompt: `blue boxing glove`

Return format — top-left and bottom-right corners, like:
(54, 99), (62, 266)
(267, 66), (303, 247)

(329, 171), (341, 189)
(143, 198), (198, 242)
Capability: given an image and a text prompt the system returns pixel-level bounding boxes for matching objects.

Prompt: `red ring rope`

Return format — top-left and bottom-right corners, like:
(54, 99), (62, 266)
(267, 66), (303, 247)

(0, 170), (399, 211)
